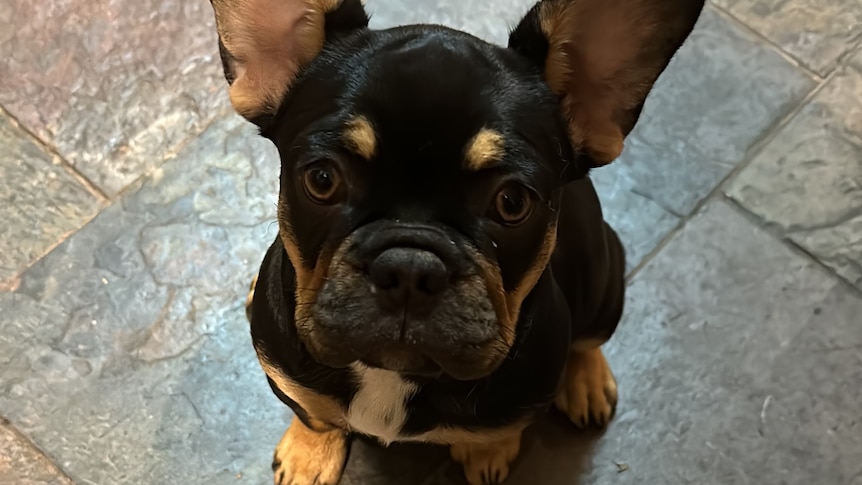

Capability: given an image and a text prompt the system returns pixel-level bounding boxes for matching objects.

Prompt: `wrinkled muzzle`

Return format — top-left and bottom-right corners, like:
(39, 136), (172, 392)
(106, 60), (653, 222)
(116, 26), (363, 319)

(295, 221), (514, 381)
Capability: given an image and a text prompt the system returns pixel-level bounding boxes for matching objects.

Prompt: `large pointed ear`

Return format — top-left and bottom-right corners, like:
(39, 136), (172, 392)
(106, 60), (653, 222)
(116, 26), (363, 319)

(210, 0), (369, 123)
(508, 0), (705, 167)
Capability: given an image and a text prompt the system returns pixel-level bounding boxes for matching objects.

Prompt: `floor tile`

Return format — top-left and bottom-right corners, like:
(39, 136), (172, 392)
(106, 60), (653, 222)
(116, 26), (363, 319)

(367, 0), (534, 45)
(713, 0), (862, 75)
(0, 420), (72, 485)
(590, 168), (681, 273)
(431, 200), (862, 484)
(610, 7), (815, 217)
(0, 113), (102, 290)
(590, 6), (815, 270)
(0, 0), (229, 196)
(726, 49), (862, 290)
(0, 114), (283, 485)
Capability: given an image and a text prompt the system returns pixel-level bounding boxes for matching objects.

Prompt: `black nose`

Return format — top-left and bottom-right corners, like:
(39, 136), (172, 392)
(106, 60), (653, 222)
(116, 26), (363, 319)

(368, 248), (449, 315)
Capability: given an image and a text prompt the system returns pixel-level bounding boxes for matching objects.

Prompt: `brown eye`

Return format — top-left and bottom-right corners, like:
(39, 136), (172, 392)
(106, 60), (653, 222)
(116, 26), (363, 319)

(302, 162), (343, 204)
(491, 183), (534, 225)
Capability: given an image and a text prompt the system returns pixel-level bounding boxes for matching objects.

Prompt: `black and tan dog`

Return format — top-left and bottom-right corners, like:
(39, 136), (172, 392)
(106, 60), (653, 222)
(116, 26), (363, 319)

(210, 0), (704, 483)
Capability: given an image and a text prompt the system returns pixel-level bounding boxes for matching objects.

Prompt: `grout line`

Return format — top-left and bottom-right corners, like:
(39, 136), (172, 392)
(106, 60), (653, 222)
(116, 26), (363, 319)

(708, 2), (826, 82)
(107, 107), (233, 201)
(0, 209), (104, 292)
(625, 64), (833, 283)
(727, 72), (833, 176)
(722, 195), (862, 298)
(824, 29), (862, 77)
(0, 107), (234, 291)
(0, 105), (110, 203)
(0, 417), (80, 485)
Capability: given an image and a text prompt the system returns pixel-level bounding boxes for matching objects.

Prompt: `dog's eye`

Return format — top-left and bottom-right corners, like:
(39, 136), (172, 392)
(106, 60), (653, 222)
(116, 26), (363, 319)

(490, 183), (534, 225)
(302, 162), (344, 204)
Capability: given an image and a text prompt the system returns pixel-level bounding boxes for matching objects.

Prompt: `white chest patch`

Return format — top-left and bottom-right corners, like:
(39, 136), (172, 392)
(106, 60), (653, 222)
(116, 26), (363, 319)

(346, 363), (418, 445)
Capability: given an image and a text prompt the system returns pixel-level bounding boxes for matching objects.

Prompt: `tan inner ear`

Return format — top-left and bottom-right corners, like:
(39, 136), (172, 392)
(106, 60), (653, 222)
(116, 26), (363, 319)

(538, 0), (667, 165)
(212, 0), (343, 119)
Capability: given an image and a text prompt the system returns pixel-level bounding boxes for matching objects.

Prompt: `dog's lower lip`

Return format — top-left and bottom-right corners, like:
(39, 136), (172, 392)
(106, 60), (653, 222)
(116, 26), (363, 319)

(360, 359), (442, 378)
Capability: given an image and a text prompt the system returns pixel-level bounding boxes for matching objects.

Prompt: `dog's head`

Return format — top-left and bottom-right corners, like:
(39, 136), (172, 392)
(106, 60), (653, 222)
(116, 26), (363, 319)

(210, 0), (704, 380)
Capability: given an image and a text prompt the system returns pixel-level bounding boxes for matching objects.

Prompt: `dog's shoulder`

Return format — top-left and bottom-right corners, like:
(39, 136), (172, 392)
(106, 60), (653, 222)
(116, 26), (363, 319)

(249, 237), (356, 428)
(551, 178), (627, 344)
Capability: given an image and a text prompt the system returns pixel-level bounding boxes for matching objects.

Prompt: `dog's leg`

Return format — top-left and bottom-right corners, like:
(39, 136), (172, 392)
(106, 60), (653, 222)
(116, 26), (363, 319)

(272, 415), (349, 485)
(450, 429), (523, 485)
(555, 341), (618, 428)
(245, 274), (258, 323)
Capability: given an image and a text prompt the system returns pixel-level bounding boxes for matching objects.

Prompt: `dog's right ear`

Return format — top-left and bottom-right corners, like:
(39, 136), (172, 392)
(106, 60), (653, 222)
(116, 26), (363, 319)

(508, 0), (704, 173)
(210, 0), (369, 124)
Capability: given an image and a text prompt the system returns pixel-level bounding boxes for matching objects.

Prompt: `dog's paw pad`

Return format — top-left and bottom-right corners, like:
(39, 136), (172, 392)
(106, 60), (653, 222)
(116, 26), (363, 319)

(272, 418), (348, 485)
(555, 347), (618, 428)
(450, 435), (521, 485)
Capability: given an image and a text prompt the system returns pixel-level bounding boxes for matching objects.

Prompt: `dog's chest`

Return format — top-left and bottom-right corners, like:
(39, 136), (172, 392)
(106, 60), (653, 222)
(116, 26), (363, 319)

(346, 364), (418, 445)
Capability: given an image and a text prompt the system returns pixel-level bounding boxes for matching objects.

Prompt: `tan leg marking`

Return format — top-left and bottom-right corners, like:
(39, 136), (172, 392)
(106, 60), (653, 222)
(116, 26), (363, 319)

(555, 344), (618, 428)
(449, 427), (524, 485)
(245, 274), (258, 323)
(257, 356), (347, 429)
(272, 415), (349, 485)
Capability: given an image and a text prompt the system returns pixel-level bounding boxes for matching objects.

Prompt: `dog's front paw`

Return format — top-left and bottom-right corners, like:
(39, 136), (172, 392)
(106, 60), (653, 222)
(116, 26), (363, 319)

(272, 416), (349, 485)
(450, 433), (522, 485)
(555, 346), (618, 428)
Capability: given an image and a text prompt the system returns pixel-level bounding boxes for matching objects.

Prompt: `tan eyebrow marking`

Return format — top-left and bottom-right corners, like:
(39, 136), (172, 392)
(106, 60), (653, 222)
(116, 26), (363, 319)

(342, 115), (377, 160)
(464, 128), (505, 170)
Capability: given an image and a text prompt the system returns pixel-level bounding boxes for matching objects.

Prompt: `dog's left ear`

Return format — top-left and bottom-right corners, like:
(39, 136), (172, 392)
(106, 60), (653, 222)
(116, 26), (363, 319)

(509, 0), (705, 169)
(210, 0), (369, 124)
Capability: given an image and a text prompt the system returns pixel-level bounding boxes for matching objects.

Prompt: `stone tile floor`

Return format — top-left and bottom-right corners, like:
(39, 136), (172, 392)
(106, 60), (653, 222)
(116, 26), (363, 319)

(1, 0), (860, 484)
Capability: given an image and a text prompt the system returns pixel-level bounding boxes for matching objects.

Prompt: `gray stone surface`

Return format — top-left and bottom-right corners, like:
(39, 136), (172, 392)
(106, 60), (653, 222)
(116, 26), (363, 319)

(714, 0), (862, 75)
(0, 419), (72, 485)
(592, 6), (816, 271)
(0, 113), (103, 290)
(0, 115), (283, 485)
(726, 49), (862, 290)
(439, 201), (862, 484)
(367, 0), (533, 45)
(0, 0), (230, 196)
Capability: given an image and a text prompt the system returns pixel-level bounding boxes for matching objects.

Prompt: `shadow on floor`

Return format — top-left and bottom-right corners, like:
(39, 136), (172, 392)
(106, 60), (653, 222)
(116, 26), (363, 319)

(344, 411), (605, 485)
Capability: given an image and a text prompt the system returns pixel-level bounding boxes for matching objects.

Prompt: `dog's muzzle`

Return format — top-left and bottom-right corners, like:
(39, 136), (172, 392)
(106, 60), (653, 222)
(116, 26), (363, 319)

(303, 222), (503, 380)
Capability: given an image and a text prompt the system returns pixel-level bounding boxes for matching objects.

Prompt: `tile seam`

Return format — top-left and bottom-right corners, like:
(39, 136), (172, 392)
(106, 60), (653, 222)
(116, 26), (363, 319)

(0, 105), (110, 202)
(708, 1), (826, 81)
(625, 70), (830, 283)
(0, 416), (80, 485)
(722, 195), (862, 298)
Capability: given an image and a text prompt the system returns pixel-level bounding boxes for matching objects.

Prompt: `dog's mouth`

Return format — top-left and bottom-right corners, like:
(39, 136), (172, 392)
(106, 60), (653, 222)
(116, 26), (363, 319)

(292, 221), (515, 381)
(359, 342), (442, 378)
(302, 294), (506, 381)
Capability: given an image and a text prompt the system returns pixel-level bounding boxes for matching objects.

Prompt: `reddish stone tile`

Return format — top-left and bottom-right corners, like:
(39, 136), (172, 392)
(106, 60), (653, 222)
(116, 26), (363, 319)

(0, 420), (72, 485)
(0, 0), (230, 196)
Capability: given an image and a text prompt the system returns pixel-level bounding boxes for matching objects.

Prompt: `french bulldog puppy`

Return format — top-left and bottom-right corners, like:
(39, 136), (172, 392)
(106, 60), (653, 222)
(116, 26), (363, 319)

(210, 0), (705, 483)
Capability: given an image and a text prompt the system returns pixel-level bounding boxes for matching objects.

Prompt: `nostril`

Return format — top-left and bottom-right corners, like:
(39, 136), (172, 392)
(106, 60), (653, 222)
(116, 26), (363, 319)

(368, 259), (400, 290)
(367, 248), (449, 309)
(417, 261), (448, 295)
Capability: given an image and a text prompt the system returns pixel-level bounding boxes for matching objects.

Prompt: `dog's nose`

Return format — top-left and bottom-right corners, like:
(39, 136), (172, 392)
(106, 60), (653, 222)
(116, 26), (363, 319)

(368, 247), (448, 315)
